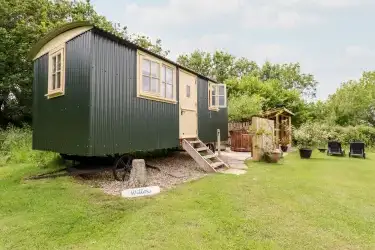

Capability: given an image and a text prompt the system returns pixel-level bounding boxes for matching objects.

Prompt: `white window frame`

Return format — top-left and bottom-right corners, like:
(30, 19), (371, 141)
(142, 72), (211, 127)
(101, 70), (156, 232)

(47, 44), (65, 99)
(137, 50), (177, 104)
(208, 82), (227, 110)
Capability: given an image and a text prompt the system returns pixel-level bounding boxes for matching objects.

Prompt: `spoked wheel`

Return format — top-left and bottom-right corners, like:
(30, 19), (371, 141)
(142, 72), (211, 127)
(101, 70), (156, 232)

(207, 143), (215, 153)
(112, 155), (133, 181)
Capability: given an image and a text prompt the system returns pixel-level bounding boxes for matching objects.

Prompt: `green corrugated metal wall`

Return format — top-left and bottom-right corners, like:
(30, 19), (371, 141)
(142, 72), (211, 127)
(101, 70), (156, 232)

(32, 29), (227, 156)
(88, 31), (179, 156)
(197, 78), (228, 143)
(32, 31), (92, 155)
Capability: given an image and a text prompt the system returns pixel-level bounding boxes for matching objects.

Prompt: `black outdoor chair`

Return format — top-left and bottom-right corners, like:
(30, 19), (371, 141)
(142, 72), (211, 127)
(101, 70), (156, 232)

(349, 142), (366, 159)
(327, 141), (345, 156)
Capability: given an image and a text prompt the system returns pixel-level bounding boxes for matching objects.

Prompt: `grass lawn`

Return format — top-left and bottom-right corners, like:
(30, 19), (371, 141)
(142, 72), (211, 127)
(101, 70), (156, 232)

(1, 152), (375, 249)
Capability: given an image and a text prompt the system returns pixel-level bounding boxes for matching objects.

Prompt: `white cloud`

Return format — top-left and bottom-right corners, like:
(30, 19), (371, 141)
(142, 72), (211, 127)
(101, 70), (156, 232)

(277, 0), (373, 8)
(124, 0), (243, 28)
(308, 0), (372, 8)
(122, 0), (324, 31)
(345, 45), (375, 57)
(168, 33), (233, 59)
(241, 5), (320, 29)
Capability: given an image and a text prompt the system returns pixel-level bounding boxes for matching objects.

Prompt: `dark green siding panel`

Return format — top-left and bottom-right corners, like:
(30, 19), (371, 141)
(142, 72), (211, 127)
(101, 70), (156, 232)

(197, 78), (228, 143)
(32, 32), (92, 155)
(89, 33), (179, 156)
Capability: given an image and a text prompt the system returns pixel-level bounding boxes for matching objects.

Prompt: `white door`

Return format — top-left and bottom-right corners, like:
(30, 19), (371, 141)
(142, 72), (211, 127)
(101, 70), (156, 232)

(179, 69), (198, 139)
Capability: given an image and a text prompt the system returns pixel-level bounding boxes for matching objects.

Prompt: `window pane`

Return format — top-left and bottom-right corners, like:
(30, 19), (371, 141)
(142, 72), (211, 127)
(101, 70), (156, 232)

(160, 82), (166, 97)
(186, 85), (190, 98)
(219, 96), (225, 106)
(151, 78), (159, 93)
(52, 74), (56, 90)
(151, 62), (159, 78)
(57, 54), (61, 71)
(218, 85), (225, 95)
(212, 86), (216, 96)
(52, 56), (56, 73)
(166, 84), (173, 99)
(161, 66), (165, 82)
(142, 59), (151, 75)
(212, 95), (216, 106)
(166, 68), (173, 84)
(56, 72), (61, 89)
(142, 75), (150, 91)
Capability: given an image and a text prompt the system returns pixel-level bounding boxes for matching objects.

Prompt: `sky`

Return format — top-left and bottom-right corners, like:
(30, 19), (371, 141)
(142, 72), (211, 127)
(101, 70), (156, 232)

(91, 0), (375, 100)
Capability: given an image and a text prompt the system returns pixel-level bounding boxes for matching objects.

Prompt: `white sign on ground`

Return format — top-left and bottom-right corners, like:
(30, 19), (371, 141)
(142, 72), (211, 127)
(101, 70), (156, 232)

(121, 186), (160, 198)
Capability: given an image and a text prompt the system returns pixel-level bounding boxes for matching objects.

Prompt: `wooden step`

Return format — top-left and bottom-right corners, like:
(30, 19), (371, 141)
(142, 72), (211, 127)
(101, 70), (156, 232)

(211, 162), (224, 169)
(196, 147), (208, 152)
(181, 138), (228, 173)
(203, 154), (216, 160)
(189, 140), (201, 144)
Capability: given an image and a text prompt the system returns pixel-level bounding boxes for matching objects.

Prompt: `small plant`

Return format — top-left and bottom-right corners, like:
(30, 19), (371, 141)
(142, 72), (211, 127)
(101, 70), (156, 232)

(279, 137), (290, 146)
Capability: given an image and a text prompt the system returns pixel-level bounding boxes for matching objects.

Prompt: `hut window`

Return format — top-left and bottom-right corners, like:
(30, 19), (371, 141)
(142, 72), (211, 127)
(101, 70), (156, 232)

(138, 51), (176, 103)
(186, 85), (191, 98)
(142, 59), (160, 94)
(209, 82), (226, 110)
(47, 45), (65, 98)
(161, 65), (174, 99)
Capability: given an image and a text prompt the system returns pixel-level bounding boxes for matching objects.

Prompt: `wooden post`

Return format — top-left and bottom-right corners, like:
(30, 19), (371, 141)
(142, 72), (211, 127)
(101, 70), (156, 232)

(289, 116), (292, 146)
(217, 129), (221, 156)
(275, 114), (279, 148)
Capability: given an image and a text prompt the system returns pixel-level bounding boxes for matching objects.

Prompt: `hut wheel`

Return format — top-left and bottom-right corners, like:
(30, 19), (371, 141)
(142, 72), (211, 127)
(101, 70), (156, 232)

(207, 143), (215, 153)
(112, 155), (133, 181)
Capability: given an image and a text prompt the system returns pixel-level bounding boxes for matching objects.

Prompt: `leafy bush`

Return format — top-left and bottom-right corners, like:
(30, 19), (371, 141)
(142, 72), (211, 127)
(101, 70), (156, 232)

(293, 123), (322, 148)
(0, 126), (58, 166)
(228, 94), (263, 122)
(293, 122), (375, 148)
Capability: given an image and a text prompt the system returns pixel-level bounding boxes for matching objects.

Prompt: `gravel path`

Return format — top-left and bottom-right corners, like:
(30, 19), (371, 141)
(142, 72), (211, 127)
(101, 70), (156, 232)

(76, 152), (208, 196)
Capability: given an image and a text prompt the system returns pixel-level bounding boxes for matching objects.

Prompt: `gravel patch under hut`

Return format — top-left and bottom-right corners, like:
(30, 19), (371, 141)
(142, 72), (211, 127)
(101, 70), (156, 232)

(77, 152), (208, 196)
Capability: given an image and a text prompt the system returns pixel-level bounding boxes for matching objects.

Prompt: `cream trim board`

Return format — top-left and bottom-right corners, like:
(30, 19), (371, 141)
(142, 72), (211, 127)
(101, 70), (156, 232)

(47, 44), (65, 98)
(34, 26), (92, 60)
(137, 50), (177, 103)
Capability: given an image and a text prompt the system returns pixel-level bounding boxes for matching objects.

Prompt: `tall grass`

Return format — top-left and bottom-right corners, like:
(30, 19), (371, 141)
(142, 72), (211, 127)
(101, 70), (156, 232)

(0, 126), (58, 167)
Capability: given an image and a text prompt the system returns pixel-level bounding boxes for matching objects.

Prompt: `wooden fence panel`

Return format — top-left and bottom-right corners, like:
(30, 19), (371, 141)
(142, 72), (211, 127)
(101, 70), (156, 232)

(230, 129), (252, 152)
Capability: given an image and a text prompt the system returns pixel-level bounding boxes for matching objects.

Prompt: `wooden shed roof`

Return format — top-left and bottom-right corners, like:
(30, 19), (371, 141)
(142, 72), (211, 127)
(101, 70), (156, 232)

(262, 107), (295, 118)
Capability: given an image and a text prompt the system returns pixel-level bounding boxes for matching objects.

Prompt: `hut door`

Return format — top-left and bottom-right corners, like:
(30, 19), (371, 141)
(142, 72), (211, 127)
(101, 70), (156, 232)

(179, 70), (198, 139)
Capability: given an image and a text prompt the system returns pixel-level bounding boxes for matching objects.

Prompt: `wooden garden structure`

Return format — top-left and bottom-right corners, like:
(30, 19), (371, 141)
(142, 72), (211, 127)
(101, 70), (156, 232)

(262, 108), (294, 147)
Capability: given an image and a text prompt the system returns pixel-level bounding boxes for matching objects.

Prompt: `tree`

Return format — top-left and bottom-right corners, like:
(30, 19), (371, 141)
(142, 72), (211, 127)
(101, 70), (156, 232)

(177, 50), (318, 98)
(176, 50), (213, 77)
(226, 75), (307, 125)
(228, 94), (263, 122)
(326, 71), (375, 126)
(177, 50), (259, 83)
(259, 62), (317, 98)
(0, 0), (169, 127)
(131, 35), (170, 57)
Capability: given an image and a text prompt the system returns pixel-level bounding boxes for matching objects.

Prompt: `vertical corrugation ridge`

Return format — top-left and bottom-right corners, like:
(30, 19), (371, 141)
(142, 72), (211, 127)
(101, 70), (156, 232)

(90, 33), (179, 155)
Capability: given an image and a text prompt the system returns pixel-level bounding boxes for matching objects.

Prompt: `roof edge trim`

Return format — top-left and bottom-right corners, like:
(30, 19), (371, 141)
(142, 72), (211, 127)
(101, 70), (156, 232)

(29, 21), (92, 60)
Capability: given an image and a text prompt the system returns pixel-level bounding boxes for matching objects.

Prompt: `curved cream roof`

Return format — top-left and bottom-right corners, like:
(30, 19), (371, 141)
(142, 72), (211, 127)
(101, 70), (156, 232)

(30, 21), (93, 60)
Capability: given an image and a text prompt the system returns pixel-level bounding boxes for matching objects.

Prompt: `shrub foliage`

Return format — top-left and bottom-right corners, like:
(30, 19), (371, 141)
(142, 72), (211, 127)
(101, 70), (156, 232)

(293, 122), (375, 148)
(0, 126), (57, 166)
